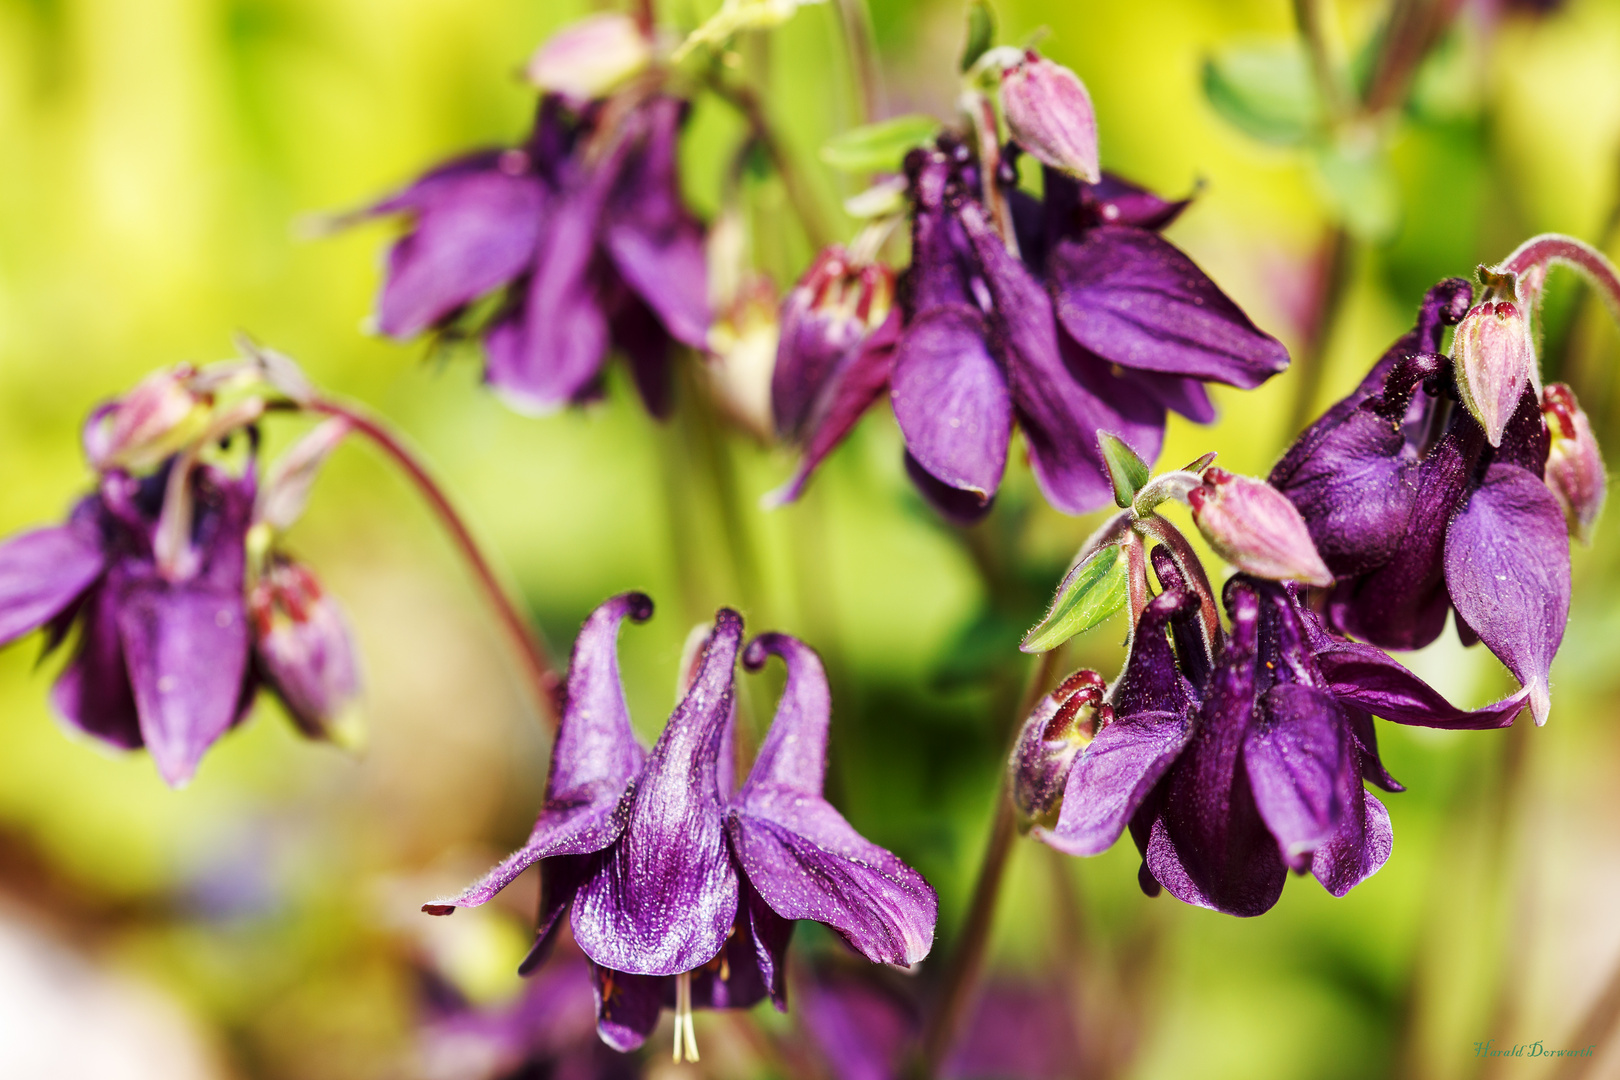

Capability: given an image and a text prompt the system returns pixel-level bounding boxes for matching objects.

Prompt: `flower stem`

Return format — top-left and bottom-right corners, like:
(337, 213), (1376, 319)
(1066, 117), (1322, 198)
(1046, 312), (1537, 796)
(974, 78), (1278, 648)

(833, 0), (884, 122)
(306, 398), (562, 728)
(707, 75), (834, 250)
(916, 646), (1064, 1078)
(1292, 0), (1351, 124)
(1501, 234), (1620, 318)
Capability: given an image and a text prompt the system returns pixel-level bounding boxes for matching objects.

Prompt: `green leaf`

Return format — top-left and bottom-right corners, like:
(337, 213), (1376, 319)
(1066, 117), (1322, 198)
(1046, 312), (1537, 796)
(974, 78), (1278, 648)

(1099, 432), (1150, 509)
(1021, 543), (1130, 653)
(1312, 137), (1399, 243)
(820, 115), (939, 173)
(1202, 41), (1321, 147)
(961, 0), (996, 74)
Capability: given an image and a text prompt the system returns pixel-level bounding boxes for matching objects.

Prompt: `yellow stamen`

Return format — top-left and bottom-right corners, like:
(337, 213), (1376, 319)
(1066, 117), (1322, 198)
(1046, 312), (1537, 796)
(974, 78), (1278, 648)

(673, 970), (701, 1063)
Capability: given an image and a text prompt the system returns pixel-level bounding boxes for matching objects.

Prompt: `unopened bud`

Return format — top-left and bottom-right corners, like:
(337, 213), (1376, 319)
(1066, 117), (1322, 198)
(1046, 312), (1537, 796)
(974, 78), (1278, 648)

(1010, 670), (1110, 822)
(1000, 53), (1100, 183)
(1542, 383), (1606, 544)
(1188, 468), (1333, 587)
(1453, 269), (1538, 447)
(84, 366), (210, 472)
(250, 557), (363, 747)
(772, 247), (895, 440)
(706, 278), (780, 442)
(525, 14), (652, 101)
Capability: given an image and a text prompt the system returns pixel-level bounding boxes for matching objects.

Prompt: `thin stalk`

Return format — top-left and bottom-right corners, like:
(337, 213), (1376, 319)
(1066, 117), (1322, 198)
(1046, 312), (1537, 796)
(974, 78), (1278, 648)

(916, 647), (1065, 1078)
(1293, 0), (1351, 124)
(1501, 234), (1620, 316)
(306, 398), (562, 727)
(633, 0), (655, 36)
(707, 76), (833, 250)
(834, 0), (884, 122)
(1285, 225), (1353, 440)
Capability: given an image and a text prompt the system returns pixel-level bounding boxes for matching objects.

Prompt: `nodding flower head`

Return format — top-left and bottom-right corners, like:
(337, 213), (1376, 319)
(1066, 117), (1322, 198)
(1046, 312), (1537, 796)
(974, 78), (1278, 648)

(249, 556), (362, 747)
(1542, 382), (1606, 544)
(423, 595), (937, 1057)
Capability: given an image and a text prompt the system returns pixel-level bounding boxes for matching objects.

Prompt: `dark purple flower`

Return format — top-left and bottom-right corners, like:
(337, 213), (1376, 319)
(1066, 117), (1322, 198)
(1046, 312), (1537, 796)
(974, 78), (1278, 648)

(775, 136), (1288, 519)
(363, 93), (708, 418)
(1269, 278), (1572, 722)
(0, 461), (256, 787)
(1029, 550), (1528, 916)
(425, 595), (937, 1054)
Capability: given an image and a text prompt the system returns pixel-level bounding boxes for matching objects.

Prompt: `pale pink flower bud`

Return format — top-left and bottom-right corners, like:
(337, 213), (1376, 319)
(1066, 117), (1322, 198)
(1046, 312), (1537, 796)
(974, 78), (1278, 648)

(1188, 468), (1334, 587)
(1453, 270), (1538, 447)
(525, 14), (652, 101)
(250, 557), (363, 746)
(1542, 383), (1606, 544)
(1000, 53), (1100, 183)
(83, 365), (209, 472)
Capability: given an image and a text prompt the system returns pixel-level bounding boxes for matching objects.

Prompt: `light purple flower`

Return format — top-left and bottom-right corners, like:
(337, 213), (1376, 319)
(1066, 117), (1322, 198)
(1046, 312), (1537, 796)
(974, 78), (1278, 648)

(363, 94), (708, 418)
(1031, 550), (1528, 916)
(426, 595), (937, 1052)
(1270, 278), (1572, 723)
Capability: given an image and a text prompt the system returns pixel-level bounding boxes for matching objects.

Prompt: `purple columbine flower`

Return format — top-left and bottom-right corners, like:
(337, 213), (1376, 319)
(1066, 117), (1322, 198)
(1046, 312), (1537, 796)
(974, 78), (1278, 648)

(424, 594), (937, 1056)
(1023, 550), (1528, 916)
(1269, 278), (1572, 723)
(775, 136), (1288, 520)
(0, 460), (256, 787)
(361, 91), (708, 418)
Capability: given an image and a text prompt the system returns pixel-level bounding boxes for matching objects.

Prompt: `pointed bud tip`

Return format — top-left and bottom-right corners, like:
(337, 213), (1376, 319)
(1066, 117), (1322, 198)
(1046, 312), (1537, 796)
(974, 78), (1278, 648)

(1191, 470), (1335, 586)
(1454, 300), (1537, 448)
(1000, 55), (1100, 183)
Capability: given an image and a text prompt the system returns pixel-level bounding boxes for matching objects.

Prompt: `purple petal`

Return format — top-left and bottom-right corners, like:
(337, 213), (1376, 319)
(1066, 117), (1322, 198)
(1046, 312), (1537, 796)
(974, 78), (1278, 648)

(689, 880), (791, 1011)
(116, 568), (251, 787)
(517, 854), (594, 975)
(426, 593), (654, 914)
(1048, 226), (1289, 387)
(1076, 171), (1192, 232)
(1310, 784), (1392, 897)
(0, 514), (106, 647)
(483, 140), (630, 414)
(796, 967), (917, 1080)
(1444, 463), (1570, 724)
(605, 279), (675, 419)
(375, 166), (546, 339)
(50, 580), (142, 750)
(768, 312), (898, 506)
(902, 452), (997, 525)
(592, 965), (664, 1053)
(1123, 370), (1216, 423)
(890, 305), (1011, 501)
(602, 98), (709, 349)
(1243, 684), (1351, 869)
(1038, 710), (1191, 857)
(1110, 589), (1200, 718)
(905, 157), (975, 313)
(1343, 707), (1404, 792)
(732, 633), (937, 967)
(571, 611), (744, 976)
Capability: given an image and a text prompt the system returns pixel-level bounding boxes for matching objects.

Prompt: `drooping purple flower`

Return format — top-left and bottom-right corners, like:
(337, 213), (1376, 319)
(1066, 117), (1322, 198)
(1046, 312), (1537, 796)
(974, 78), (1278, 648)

(0, 460), (256, 787)
(425, 595), (937, 1054)
(774, 134), (1288, 520)
(1028, 550), (1528, 916)
(248, 555), (362, 745)
(362, 90), (708, 418)
(1269, 278), (1573, 722)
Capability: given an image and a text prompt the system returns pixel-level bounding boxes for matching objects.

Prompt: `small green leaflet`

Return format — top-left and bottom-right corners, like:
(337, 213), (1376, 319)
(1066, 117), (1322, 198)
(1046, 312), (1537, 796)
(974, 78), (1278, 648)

(960, 0), (995, 74)
(1021, 542), (1129, 653)
(1099, 432), (1150, 509)
(1202, 41), (1320, 147)
(820, 115), (939, 173)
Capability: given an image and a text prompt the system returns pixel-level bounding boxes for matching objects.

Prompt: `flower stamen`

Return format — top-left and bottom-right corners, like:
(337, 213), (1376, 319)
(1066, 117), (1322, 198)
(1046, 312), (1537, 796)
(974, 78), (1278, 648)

(673, 970), (700, 1063)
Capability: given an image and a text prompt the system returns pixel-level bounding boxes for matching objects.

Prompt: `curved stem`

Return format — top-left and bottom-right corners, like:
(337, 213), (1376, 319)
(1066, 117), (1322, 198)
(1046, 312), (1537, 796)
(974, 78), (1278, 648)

(1133, 515), (1220, 657)
(916, 647), (1064, 1078)
(307, 398), (562, 728)
(834, 0), (883, 122)
(706, 75), (833, 250)
(1501, 234), (1620, 317)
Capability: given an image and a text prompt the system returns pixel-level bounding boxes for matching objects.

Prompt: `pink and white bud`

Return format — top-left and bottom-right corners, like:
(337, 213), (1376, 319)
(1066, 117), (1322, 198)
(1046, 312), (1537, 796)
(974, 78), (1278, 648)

(250, 558), (363, 746)
(1188, 468), (1334, 587)
(1542, 383), (1606, 544)
(84, 365), (209, 472)
(525, 14), (652, 101)
(1000, 53), (1100, 183)
(1010, 670), (1110, 822)
(1453, 270), (1538, 447)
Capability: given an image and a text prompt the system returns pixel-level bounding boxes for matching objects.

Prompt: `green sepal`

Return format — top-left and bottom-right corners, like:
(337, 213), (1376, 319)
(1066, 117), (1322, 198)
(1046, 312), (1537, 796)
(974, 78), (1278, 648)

(820, 115), (940, 173)
(1202, 41), (1320, 147)
(1099, 432), (1150, 509)
(961, 0), (996, 74)
(1021, 542), (1130, 653)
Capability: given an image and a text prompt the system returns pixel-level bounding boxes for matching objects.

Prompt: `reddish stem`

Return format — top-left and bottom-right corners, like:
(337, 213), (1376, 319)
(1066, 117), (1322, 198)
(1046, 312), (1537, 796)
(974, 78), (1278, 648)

(308, 398), (562, 728)
(1501, 234), (1620, 315)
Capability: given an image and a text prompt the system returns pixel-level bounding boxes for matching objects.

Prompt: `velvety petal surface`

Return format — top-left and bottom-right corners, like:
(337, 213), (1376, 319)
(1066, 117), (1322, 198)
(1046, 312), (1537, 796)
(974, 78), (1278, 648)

(50, 580), (143, 750)
(1243, 683), (1351, 869)
(425, 593), (653, 913)
(1310, 784), (1393, 897)
(1048, 226), (1288, 386)
(592, 965), (664, 1053)
(0, 516), (106, 647)
(731, 633), (937, 967)
(1444, 462), (1571, 724)
(890, 304), (1011, 501)
(571, 611), (744, 976)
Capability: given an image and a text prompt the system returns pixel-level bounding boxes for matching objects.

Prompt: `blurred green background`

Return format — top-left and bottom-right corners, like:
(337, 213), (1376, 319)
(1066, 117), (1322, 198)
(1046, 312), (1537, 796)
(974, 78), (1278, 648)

(1, 0), (1619, 1076)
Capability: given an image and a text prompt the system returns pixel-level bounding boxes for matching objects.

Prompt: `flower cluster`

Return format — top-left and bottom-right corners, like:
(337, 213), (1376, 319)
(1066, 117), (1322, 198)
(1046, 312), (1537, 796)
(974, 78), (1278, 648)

(424, 594), (936, 1057)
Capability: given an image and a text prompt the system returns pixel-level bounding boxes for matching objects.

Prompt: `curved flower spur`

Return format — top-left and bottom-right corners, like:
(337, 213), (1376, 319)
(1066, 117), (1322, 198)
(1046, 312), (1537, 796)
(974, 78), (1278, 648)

(0, 355), (363, 785)
(770, 29), (1289, 520)
(424, 594), (938, 1060)
(1270, 235), (1620, 724)
(1013, 445), (1529, 916)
